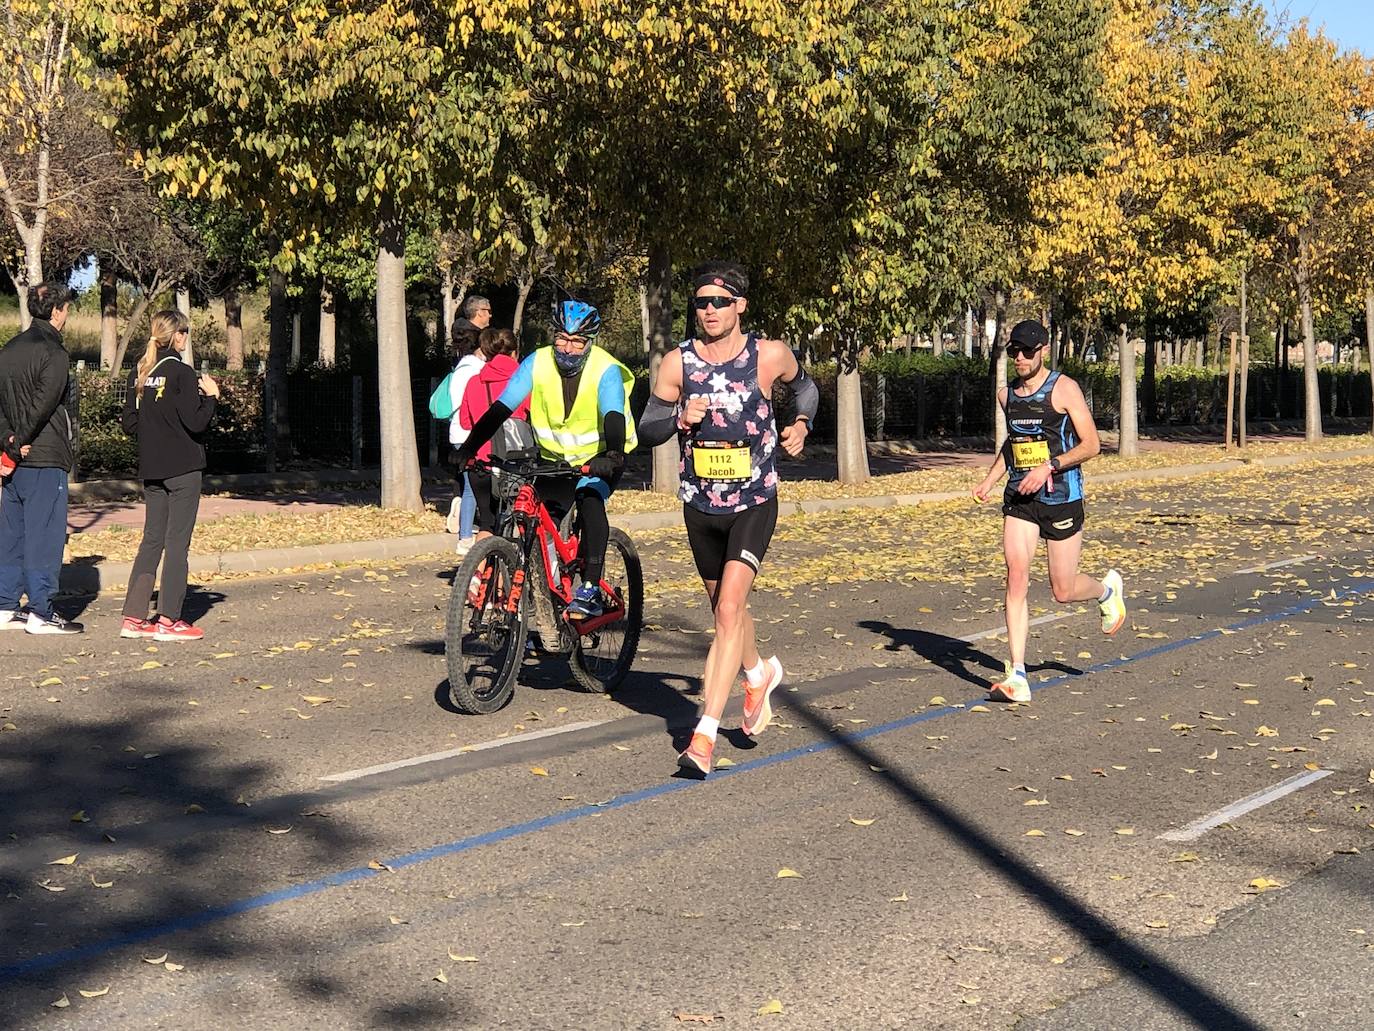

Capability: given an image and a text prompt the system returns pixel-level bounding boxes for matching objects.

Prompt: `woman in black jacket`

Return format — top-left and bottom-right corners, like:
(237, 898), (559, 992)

(118, 310), (219, 642)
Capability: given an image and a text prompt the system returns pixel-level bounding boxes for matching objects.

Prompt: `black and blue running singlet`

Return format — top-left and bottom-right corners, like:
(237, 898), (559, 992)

(1002, 370), (1083, 505)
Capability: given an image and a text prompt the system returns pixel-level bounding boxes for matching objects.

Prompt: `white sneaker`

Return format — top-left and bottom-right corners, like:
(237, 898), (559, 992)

(988, 661), (1031, 703)
(26, 612), (84, 635)
(446, 498), (461, 534)
(455, 537), (474, 556)
(0, 609), (25, 630)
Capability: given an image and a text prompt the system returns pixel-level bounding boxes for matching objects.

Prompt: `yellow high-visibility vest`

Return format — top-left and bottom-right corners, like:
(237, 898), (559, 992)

(528, 346), (638, 464)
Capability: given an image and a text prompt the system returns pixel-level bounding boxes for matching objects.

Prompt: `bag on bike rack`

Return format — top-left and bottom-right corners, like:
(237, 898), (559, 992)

(490, 417), (539, 462)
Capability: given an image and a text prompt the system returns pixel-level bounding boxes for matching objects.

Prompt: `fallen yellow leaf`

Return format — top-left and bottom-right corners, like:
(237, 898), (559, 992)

(756, 999), (784, 1016)
(530, 766), (549, 777)
(776, 868), (803, 879)
(47, 854), (77, 866)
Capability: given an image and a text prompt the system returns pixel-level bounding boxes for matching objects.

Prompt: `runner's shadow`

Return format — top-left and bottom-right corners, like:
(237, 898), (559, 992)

(859, 621), (1003, 688)
(858, 620), (1083, 688)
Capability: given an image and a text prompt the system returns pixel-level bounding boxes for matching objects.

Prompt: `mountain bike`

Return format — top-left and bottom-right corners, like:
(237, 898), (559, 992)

(444, 458), (643, 715)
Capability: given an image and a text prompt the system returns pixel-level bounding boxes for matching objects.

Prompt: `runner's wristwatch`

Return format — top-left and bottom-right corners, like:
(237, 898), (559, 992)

(1049, 457), (1062, 473)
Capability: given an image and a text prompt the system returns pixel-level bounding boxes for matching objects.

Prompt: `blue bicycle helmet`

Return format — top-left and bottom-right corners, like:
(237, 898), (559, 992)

(553, 299), (602, 339)
(552, 300), (602, 376)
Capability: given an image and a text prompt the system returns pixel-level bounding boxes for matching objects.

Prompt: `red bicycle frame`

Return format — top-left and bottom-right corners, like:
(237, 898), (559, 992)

(510, 482), (627, 636)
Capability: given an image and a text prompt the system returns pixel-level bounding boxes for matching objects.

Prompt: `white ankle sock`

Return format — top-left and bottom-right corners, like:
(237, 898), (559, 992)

(695, 715), (720, 742)
(743, 658), (768, 685)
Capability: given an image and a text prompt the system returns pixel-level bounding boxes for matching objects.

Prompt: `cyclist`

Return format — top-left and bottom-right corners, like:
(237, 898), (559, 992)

(453, 300), (637, 620)
(973, 319), (1126, 704)
(637, 260), (819, 774)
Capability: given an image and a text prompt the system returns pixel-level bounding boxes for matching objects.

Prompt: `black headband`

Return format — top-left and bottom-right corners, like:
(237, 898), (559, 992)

(692, 273), (744, 297)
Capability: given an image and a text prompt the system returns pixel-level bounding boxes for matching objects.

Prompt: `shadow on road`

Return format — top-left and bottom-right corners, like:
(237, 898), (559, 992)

(860, 620), (1083, 689)
(789, 701), (1264, 1031)
(0, 682), (446, 1026)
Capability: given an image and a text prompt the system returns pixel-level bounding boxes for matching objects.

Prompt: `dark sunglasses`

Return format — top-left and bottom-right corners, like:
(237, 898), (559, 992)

(1007, 343), (1043, 358)
(692, 295), (737, 311)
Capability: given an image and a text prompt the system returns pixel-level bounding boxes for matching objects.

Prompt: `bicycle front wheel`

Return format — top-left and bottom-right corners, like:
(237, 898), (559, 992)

(568, 527), (643, 694)
(445, 537), (528, 714)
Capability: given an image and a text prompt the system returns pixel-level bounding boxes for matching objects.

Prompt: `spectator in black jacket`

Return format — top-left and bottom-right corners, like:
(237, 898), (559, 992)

(118, 310), (219, 642)
(0, 282), (82, 635)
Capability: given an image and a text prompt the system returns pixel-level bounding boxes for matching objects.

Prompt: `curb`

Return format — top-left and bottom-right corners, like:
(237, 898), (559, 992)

(62, 445), (1374, 597)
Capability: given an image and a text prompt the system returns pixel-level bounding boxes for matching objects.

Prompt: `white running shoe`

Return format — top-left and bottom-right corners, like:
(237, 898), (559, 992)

(988, 661), (1030, 704)
(26, 612), (84, 635)
(0, 609), (25, 630)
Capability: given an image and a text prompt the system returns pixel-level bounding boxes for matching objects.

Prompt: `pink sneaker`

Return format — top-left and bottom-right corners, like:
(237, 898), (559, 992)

(741, 656), (785, 737)
(676, 733), (714, 776)
(120, 616), (157, 639)
(154, 618), (203, 642)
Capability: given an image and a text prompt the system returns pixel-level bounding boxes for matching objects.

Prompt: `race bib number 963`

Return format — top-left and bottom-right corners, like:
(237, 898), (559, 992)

(1010, 437), (1050, 470)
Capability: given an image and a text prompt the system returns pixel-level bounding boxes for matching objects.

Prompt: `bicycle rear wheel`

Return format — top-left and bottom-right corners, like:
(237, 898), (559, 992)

(445, 537), (528, 714)
(568, 527), (642, 693)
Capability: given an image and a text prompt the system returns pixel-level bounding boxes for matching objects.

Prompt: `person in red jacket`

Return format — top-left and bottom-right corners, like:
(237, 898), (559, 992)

(460, 328), (529, 539)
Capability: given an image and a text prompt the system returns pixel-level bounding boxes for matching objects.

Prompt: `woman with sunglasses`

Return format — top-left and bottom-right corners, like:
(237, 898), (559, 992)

(636, 260), (819, 775)
(973, 319), (1126, 703)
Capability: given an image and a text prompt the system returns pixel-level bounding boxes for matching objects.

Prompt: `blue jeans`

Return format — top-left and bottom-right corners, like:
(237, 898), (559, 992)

(459, 472), (476, 540)
(0, 466), (69, 620)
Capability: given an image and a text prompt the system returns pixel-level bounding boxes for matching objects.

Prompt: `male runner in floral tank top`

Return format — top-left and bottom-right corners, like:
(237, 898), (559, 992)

(637, 260), (820, 774)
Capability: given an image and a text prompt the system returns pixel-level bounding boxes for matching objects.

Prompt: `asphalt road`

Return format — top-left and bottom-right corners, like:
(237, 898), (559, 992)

(2, 459), (1373, 1029)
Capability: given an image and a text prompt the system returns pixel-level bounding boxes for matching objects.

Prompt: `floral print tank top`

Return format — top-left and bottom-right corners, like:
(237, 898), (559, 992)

(678, 334), (779, 514)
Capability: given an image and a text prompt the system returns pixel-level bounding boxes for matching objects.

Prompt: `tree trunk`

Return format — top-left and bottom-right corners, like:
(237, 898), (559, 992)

(1365, 289), (1374, 435)
(15, 234), (42, 333)
(440, 264), (456, 353)
(375, 197), (424, 511)
(1224, 332), (1237, 450)
(224, 283), (245, 371)
(1238, 331), (1250, 449)
(290, 308), (302, 368)
(175, 288), (193, 367)
(964, 306), (974, 358)
(988, 290), (1008, 445)
(110, 275), (164, 375)
(1118, 324), (1138, 457)
(1142, 327), (1157, 424)
(99, 262), (118, 370)
(644, 242), (677, 495)
(267, 266), (292, 462)
(836, 336), (870, 484)
(318, 282), (337, 366)
(1297, 233), (1322, 442)
(512, 269), (535, 337)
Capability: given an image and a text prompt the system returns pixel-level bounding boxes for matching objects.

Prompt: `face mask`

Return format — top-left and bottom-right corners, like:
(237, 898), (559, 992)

(554, 347), (589, 377)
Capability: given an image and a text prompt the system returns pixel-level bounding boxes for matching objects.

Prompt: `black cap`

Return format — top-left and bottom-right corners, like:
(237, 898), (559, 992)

(1009, 320), (1049, 349)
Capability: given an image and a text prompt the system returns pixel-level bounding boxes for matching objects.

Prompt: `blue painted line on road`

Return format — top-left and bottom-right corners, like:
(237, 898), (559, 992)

(2, 579), (1370, 983)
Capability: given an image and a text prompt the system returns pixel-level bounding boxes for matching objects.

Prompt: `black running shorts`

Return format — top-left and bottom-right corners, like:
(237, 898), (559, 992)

(683, 497), (779, 582)
(1002, 496), (1084, 541)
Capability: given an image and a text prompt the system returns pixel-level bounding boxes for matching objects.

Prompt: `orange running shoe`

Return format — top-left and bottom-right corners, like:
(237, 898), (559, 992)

(740, 656), (785, 737)
(676, 733), (714, 776)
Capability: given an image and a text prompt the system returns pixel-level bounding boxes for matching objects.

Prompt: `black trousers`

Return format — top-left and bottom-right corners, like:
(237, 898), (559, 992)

(537, 472), (620, 587)
(122, 471), (203, 621)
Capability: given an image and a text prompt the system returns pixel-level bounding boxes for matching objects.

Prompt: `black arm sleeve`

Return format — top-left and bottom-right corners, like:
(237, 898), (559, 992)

(602, 410), (625, 455)
(783, 366), (819, 423)
(462, 400), (513, 454)
(637, 394), (678, 448)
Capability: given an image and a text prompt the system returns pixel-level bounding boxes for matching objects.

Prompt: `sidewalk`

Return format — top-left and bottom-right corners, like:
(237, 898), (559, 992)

(65, 422), (1362, 537)
(55, 431), (1374, 598)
